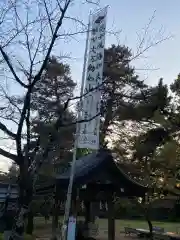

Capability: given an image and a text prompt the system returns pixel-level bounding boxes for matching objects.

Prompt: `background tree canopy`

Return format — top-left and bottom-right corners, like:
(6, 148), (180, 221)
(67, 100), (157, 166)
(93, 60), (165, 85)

(5, 44), (180, 194)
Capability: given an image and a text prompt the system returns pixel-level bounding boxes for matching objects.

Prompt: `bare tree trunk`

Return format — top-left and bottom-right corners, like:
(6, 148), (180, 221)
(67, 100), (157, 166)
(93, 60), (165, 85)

(26, 210), (34, 235)
(144, 158), (153, 240)
(9, 164), (33, 240)
(3, 215), (15, 240)
(144, 207), (153, 240)
(135, 198), (153, 240)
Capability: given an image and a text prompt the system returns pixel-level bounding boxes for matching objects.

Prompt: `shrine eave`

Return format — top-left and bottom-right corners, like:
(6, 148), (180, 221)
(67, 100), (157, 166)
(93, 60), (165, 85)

(55, 149), (148, 196)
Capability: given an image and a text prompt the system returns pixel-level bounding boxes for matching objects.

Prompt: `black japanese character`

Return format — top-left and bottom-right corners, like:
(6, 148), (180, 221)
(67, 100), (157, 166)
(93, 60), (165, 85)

(90, 55), (97, 62)
(83, 136), (87, 141)
(84, 111), (88, 119)
(88, 83), (93, 90)
(96, 101), (100, 112)
(92, 27), (98, 35)
(97, 52), (103, 60)
(87, 74), (94, 82)
(96, 62), (103, 70)
(84, 84), (93, 94)
(98, 33), (105, 40)
(99, 24), (105, 32)
(85, 83), (93, 92)
(88, 64), (95, 72)
(90, 53), (103, 63)
(95, 15), (105, 24)
(91, 36), (97, 42)
(95, 72), (101, 82)
(90, 45), (96, 54)
(97, 41), (104, 49)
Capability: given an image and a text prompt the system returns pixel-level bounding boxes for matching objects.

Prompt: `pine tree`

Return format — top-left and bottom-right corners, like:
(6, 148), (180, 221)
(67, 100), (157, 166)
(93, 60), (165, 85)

(101, 44), (147, 143)
(30, 57), (76, 171)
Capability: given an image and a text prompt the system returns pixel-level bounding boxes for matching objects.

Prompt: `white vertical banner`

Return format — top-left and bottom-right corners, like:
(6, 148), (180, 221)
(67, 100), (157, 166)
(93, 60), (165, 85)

(77, 7), (108, 150)
(67, 216), (76, 240)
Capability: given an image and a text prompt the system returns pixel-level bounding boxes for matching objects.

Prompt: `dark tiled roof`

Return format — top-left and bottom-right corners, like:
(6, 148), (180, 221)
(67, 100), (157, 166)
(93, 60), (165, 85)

(55, 149), (147, 196)
(56, 149), (110, 180)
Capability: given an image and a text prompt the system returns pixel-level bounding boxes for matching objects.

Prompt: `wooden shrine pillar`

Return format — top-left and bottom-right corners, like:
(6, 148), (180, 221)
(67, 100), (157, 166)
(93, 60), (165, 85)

(108, 199), (115, 240)
(90, 202), (96, 223)
(72, 197), (79, 217)
(84, 201), (91, 223)
(51, 197), (59, 240)
(84, 201), (98, 223)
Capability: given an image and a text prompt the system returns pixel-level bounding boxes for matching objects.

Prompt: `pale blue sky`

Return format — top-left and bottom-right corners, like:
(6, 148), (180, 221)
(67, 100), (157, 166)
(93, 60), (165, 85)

(65, 0), (180, 90)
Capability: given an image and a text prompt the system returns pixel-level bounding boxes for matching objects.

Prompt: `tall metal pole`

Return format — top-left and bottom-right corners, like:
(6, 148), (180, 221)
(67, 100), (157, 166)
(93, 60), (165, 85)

(61, 12), (91, 240)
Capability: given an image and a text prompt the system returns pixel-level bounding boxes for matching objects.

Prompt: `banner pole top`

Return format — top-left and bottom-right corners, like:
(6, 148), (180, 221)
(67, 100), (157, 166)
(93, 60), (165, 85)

(90, 5), (109, 16)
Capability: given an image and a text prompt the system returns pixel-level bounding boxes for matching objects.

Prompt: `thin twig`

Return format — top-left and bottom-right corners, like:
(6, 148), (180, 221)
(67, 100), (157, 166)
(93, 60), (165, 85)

(0, 47), (28, 88)
(43, 0), (54, 35)
(32, 0), (71, 87)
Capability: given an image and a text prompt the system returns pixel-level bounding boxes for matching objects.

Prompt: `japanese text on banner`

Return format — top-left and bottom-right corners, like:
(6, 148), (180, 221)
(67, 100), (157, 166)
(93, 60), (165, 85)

(77, 7), (107, 150)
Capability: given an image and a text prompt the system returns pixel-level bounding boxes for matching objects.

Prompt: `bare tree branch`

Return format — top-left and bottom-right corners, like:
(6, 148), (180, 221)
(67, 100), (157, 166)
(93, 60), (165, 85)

(31, 15), (44, 64)
(132, 35), (173, 61)
(136, 11), (156, 55)
(0, 47), (28, 88)
(43, 0), (54, 35)
(0, 122), (16, 139)
(28, 110), (100, 173)
(0, 147), (18, 163)
(25, 95), (31, 166)
(14, 0), (71, 161)
(63, 112), (100, 127)
(132, 11), (173, 61)
(16, 89), (31, 158)
(32, 0), (71, 86)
